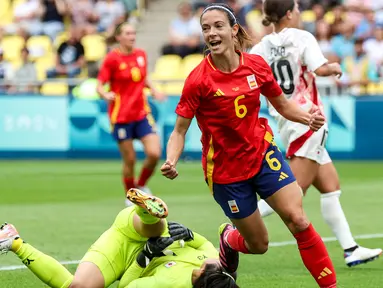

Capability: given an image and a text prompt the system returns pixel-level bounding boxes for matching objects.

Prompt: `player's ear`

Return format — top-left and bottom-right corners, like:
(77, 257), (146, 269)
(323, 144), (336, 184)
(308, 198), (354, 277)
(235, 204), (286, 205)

(232, 24), (239, 38)
(286, 10), (293, 20)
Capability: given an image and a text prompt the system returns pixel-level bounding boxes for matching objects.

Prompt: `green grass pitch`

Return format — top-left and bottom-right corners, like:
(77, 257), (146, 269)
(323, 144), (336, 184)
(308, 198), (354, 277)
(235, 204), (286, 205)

(0, 160), (383, 287)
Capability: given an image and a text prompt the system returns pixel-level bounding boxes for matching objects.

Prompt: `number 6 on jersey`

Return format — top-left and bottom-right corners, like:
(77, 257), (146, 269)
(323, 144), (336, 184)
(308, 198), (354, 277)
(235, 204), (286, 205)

(234, 95), (247, 118)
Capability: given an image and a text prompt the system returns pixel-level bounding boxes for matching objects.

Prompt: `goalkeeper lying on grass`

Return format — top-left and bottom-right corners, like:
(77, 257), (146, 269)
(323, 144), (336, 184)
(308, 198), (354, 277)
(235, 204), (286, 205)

(0, 188), (239, 288)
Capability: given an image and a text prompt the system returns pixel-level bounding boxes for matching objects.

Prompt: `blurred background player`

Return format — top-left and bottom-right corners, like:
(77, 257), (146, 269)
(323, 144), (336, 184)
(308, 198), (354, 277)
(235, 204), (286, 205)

(0, 189), (239, 288)
(162, 3), (337, 287)
(97, 22), (166, 205)
(251, 0), (382, 268)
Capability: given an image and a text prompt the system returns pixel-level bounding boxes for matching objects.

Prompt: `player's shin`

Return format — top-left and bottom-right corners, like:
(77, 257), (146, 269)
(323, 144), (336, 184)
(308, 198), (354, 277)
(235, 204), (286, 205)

(13, 240), (73, 288)
(258, 199), (275, 217)
(320, 191), (358, 250)
(294, 224), (337, 288)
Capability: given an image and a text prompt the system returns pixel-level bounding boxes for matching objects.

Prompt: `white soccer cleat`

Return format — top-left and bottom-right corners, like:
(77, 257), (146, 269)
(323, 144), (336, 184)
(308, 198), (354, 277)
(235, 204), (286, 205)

(0, 223), (20, 254)
(345, 246), (382, 267)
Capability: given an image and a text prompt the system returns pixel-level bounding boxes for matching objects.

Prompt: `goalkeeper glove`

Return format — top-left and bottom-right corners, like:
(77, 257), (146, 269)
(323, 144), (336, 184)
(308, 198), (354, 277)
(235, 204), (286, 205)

(136, 237), (174, 268)
(168, 221), (194, 242)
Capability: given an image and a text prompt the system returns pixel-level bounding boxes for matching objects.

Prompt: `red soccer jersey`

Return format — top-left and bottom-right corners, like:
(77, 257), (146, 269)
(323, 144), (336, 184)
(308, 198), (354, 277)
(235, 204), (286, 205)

(98, 48), (149, 124)
(176, 52), (283, 185)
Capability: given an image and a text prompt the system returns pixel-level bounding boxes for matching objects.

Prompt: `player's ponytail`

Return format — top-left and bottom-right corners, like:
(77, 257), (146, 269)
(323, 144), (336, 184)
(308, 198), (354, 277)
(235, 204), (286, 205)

(262, 0), (295, 26)
(235, 23), (253, 51)
(201, 3), (252, 52)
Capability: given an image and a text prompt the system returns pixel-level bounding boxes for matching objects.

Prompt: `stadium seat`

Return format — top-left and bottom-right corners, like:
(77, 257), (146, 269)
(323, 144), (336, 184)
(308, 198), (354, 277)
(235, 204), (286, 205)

(0, 0), (12, 26)
(324, 11), (335, 24)
(27, 36), (53, 60)
(181, 54), (204, 77)
(151, 54), (183, 80)
(40, 82), (69, 96)
(162, 82), (185, 95)
(245, 10), (263, 35)
(1, 36), (25, 61)
(81, 34), (107, 62)
(35, 56), (55, 81)
(301, 10), (316, 22)
(54, 31), (69, 49)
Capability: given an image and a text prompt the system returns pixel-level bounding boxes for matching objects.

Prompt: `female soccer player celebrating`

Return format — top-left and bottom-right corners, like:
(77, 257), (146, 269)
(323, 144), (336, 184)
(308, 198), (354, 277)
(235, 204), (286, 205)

(251, 0), (381, 267)
(162, 3), (337, 287)
(97, 23), (165, 204)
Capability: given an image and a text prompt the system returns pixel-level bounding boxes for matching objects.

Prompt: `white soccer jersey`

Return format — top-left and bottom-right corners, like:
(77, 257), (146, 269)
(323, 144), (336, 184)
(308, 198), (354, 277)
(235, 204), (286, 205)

(250, 28), (328, 128)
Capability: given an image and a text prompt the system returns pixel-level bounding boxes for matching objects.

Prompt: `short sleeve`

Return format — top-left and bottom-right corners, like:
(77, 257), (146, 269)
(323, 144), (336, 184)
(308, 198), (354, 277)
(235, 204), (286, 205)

(302, 32), (328, 72)
(97, 53), (114, 83)
(175, 74), (201, 119)
(258, 57), (283, 98)
(249, 42), (266, 60)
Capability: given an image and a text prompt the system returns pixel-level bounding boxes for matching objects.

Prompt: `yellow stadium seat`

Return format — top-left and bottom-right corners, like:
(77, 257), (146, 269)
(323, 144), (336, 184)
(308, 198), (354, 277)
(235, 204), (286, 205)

(0, 0), (12, 26)
(245, 10), (263, 34)
(181, 54), (204, 77)
(35, 56), (56, 81)
(27, 36), (53, 60)
(54, 31), (69, 49)
(163, 82), (185, 95)
(40, 82), (69, 96)
(301, 10), (316, 23)
(1, 36), (25, 61)
(81, 34), (107, 62)
(324, 11), (335, 24)
(151, 54), (183, 80)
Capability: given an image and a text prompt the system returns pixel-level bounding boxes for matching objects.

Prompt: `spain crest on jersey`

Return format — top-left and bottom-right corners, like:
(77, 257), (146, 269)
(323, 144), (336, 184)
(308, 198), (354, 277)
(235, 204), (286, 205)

(247, 74), (258, 89)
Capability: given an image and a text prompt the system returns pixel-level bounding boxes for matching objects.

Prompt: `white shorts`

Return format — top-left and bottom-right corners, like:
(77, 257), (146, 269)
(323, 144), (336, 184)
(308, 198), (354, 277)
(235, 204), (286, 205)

(279, 122), (332, 165)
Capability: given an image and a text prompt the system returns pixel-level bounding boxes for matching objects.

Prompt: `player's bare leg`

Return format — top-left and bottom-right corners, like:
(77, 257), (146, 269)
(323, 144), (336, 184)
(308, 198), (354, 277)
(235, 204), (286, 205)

(70, 262), (104, 288)
(118, 139), (137, 206)
(257, 156), (318, 217)
(127, 188), (168, 238)
(266, 182), (337, 288)
(138, 133), (161, 193)
(228, 209), (269, 254)
(313, 163), (382, 267)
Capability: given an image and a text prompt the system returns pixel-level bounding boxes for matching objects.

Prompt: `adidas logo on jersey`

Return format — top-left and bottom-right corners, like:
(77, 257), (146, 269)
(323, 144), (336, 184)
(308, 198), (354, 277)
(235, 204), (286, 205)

(317, 267), (333, 279)
(214, 89), (225, 96)
(278, 172), (289, 181)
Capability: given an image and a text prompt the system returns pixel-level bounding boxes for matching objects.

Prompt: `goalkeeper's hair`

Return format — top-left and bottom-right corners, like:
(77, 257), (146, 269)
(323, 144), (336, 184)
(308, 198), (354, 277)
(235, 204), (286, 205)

(193, 263), (239, 288)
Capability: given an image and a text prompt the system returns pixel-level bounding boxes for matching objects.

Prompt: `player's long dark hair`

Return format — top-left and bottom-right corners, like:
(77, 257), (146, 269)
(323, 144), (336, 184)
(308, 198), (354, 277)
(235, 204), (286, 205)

(262, 0), (295, 26)
(200, 3), (252, 52)
(193, 263), (240, 288)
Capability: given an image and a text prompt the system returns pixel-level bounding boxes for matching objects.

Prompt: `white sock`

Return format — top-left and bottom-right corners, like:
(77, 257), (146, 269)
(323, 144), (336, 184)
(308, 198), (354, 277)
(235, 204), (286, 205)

(258, 199), (275, 217)
(320, 190), (358, 250)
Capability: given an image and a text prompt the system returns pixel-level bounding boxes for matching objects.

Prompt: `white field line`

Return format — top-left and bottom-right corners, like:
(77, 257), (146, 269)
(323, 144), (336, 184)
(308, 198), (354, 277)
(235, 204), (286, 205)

(1, 233), (383, 272)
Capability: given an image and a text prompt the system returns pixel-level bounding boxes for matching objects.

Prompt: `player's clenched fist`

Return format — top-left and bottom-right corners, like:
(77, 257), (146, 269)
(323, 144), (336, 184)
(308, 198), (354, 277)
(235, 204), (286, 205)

(308, 108), (325, 132)
(161, 160), (178, 179)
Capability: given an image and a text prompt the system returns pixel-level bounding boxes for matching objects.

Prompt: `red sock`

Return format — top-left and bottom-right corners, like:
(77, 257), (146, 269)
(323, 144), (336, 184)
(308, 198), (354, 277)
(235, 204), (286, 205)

(226, 229), (251, 254)
(123, 177), (135, 191)
(294, 224), (337, 288)
(137, 168), (154, 187)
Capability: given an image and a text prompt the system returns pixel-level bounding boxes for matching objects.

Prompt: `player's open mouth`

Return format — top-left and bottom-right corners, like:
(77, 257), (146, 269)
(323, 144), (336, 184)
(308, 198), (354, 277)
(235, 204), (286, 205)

(210, 40), (222, 48)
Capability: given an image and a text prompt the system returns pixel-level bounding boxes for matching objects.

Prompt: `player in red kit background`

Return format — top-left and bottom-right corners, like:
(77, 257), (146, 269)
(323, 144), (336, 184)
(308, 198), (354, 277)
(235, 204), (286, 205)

(161, 3), (337, 288)
(97, 23), (166, 205)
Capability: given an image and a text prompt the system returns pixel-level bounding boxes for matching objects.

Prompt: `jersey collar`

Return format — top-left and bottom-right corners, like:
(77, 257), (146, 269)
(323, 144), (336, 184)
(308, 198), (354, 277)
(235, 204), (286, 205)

(206, 51), (244, 72)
